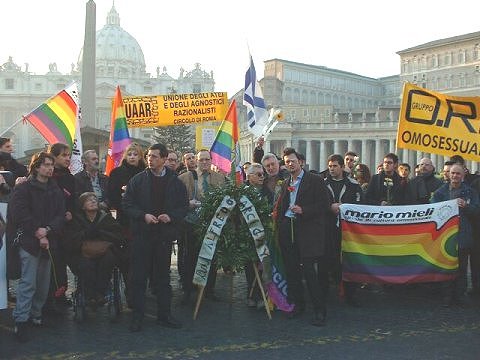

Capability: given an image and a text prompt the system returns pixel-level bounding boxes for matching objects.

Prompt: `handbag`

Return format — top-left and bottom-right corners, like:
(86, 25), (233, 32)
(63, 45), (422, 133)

(81, 240), (113, 259)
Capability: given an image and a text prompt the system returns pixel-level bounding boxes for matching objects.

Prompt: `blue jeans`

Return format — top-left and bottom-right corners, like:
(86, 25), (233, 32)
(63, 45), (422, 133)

(12, 248), (51, 323)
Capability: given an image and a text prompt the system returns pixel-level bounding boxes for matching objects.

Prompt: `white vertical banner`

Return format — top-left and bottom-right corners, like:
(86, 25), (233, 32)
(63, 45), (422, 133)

(0, 203), (7, 309)
(69, 108), (83, 175)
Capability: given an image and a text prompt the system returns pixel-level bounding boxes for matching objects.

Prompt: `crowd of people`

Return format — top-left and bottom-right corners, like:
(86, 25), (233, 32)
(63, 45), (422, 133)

(2, 135), (480, 342)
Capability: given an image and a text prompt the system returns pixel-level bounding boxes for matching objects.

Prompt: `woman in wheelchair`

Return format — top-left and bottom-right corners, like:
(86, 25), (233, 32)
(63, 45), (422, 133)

(66, 192), (126, 307)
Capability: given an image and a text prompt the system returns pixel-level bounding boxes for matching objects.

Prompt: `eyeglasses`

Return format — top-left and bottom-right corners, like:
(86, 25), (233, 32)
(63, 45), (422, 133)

(198, 158), (211, 162)
(254, 173), (265, 177)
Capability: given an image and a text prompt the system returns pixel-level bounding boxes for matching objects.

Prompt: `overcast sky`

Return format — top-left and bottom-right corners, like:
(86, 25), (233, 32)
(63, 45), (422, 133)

(2, 0), (480, 96)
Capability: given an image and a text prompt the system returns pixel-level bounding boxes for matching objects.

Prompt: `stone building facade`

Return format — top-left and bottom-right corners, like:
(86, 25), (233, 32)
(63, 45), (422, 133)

(237, 31), (480, 174)
(0, 5), (214, 161)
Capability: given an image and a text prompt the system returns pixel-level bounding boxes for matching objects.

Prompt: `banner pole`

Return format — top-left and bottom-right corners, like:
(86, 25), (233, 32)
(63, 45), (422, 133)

(193, 285), (205, 320)
(253, 263), (271, 320)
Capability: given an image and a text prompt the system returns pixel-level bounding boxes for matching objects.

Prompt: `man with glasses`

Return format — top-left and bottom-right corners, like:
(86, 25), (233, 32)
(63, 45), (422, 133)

(365, 153), (405, 205)
(178, 149), (227, 303)
(261, 153), (289, 199)
(165, 150), (180, 173)
(244, 163), (272, 307)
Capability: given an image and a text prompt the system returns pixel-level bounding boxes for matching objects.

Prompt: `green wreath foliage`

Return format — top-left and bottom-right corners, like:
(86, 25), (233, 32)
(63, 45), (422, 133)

(195, 181), (273, 272)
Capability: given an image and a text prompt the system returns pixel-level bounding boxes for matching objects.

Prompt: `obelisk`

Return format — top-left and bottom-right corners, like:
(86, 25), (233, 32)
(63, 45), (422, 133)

(81, 0), (96, 127)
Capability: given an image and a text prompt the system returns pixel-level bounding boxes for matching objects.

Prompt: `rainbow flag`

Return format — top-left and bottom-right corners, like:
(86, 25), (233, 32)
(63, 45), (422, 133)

(24, 82), (79, 148)
(266, 233), (294, 313)
(105, 86), (131, 176)
(340, 201), (459, 284)
(210, 100), (242, 183)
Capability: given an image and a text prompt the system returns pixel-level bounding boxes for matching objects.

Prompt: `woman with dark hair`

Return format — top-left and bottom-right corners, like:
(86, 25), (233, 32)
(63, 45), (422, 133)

(65, 192), (125, 308)
(354, 163), (371, 193)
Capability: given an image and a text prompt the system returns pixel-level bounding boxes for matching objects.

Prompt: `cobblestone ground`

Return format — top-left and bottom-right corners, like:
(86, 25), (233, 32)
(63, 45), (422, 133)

(1, 251), (480, 360)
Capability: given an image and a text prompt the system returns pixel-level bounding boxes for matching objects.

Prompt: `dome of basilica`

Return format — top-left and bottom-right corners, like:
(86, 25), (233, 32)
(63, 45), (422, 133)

(77, 5), (146, 77)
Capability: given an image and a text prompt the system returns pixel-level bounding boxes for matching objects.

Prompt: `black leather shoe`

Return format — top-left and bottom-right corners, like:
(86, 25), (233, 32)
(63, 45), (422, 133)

(311, 312), (326, 327)
(129, 319), (142, 332)
(157, 314), (182, 329)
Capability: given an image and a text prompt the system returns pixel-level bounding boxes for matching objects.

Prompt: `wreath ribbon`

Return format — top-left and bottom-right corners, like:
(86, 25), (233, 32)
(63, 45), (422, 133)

(193, 195), (236, 286)
(193, 194), (271, 287)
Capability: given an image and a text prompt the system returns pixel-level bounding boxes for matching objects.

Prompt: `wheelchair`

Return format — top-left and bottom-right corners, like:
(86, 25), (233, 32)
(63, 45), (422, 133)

(72, 266), (122, 322)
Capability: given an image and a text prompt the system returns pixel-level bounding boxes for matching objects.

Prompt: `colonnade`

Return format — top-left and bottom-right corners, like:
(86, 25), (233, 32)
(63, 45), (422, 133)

(243, 138), (479, 175)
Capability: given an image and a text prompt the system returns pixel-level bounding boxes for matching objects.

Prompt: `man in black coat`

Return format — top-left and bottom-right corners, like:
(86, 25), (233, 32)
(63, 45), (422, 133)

(276, 148), (330, 326)
(406, 157), (442, 204)
(324, 154), (363, 306)
(8, 152), (65, 342)
(123, 143), (188, 332)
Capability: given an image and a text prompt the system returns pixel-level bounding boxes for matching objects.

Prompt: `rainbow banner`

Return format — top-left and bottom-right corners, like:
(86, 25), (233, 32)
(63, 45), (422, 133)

(210, 100), (242, 183)
(105, 86), (131, 176)
(266, 234), (294, 313)
(340, 200), (459, 284)
(24, 82), (79, 148)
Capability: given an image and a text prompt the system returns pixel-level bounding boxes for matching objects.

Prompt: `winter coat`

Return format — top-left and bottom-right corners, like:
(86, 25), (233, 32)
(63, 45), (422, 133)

(7, 177), (65, 256)
(277, 171), (330, 259)
(122, 168), (188, 243)
(64, 210), (126, 272)
(324, 173), (363, 257)
(107, 161), (145, 226)
(365, 171), (406, 205)
(431, 182), (479, 249)
(52, 166), (76, 213)
(74, 170), (109, 206)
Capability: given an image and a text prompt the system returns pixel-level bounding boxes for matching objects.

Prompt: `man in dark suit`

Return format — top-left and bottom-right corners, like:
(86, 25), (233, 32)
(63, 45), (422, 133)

(276, 147), (330, 326)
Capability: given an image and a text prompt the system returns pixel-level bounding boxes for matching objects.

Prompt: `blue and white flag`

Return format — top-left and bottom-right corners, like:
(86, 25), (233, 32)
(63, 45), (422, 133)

(243, 55), (269, 138)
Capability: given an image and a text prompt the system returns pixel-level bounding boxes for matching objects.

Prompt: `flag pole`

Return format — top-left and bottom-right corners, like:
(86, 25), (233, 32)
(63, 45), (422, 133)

(0, 117), (24, 137)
